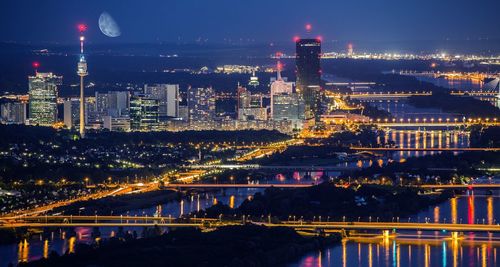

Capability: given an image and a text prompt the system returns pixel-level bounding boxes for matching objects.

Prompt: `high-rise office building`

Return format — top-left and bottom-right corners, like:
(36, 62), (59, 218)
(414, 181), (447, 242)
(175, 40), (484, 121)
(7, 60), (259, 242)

(63, 99), (80, 129)
(92, 91), (130, 120)
(237, 86), (267, 121)
(144, 84), (179, 120)
(129, 95), (159, 131)
(95, 92), (109, 122)
(187, 87), (215, 123)
(270, 61), (294, 118)
(107, 91), (130, 117)
(0, 102), (26, 124)
(296, 38), (321, 120)
(272, 93), (305, 122)
(28, 72), (62, 126)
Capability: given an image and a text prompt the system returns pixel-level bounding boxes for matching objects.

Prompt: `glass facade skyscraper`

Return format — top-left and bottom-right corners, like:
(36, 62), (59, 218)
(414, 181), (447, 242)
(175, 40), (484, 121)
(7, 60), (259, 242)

(272, 93), (305, 122)
(144, 84), (179, 121)
(130, 95), (159, 131)
(295, 38), (321, 120)
(28, 72), (62, 126)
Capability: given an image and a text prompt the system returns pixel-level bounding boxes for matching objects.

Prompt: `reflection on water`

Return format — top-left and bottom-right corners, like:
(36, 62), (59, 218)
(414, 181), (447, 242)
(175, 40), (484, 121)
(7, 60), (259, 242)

(292, 238), (499, 267)
(377, 130), (470, 160)
(292, 194), (500, 267)
(413, 74), (485, 91)
(370, 100), (453, 119)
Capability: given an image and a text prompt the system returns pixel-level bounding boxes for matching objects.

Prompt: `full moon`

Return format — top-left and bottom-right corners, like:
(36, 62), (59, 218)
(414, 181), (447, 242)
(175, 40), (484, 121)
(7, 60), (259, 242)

(98, 12), (121, 38)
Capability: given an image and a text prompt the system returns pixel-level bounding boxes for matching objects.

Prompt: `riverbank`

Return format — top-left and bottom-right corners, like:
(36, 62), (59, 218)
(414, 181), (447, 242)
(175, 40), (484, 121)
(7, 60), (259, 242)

(18, 225), (340, 267)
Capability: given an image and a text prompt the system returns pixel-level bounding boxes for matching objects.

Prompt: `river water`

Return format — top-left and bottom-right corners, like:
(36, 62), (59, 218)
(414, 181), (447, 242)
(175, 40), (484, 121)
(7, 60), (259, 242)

(291, 192), (500, 267)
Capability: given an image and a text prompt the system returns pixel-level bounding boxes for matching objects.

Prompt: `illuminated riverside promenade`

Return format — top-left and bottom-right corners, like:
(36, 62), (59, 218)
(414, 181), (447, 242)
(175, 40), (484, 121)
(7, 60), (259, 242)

(2, 216), (500, 233)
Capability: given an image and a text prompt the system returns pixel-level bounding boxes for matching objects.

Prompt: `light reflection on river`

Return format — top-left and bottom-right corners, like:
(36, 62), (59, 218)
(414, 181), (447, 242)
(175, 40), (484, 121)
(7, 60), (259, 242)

(291, 192), (500, 267)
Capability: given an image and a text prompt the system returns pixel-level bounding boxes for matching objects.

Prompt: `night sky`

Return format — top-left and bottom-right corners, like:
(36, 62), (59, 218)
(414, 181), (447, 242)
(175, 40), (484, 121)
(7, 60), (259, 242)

(1, 0), (499, 44)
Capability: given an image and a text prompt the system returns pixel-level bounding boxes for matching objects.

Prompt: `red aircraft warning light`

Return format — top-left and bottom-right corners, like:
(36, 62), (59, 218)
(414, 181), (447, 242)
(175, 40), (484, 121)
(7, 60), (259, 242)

(305, 24), (312, 32)
(293, 36), (301, 43)
(78, 24), (88, 33)
(32, 62), (40, 74)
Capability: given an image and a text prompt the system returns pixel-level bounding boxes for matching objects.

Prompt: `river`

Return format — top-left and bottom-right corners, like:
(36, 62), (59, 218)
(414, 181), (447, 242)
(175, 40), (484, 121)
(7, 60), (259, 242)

(291, 192), (500, 267)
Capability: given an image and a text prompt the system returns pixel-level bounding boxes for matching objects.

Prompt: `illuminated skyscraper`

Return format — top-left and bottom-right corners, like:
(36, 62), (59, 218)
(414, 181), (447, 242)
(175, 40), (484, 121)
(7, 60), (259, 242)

(63, 98), (80, 129)
(296, 38), (321, 120)
(237, 86), (267, 121)
(272, 93), (305, 122)
(28, 72), (62, 126)
(187, 87), (215, 123)
(144, 84), (179, 120)
(270, 61), (294, 118)
(129, 95), (159, 131)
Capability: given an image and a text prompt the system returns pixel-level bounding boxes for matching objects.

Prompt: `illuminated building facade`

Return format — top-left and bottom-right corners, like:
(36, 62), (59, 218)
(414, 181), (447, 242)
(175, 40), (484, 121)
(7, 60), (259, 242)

(187, 87), (215, 124)
(144, 84), (179, 120)
(130, 95), (159, 131)
(272, 93), (305, 128)
(237, 86), (267, 121)
(63, 99), (80, 129)
(270, 61), (294, 118)
(28, 72), (62, 126)
(296, 38), (321, 120)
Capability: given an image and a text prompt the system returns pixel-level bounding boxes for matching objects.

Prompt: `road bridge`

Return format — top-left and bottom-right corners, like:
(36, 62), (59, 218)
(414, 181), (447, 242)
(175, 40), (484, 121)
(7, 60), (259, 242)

(369, 122), (500, 127)
(2, 216), (500, 233)
(451, 91), (499, 97)
(185, 164), (360, 171)
(163, 183), (315, 189)
(419, 184), (500, 190)
(349, 147), (500, 152)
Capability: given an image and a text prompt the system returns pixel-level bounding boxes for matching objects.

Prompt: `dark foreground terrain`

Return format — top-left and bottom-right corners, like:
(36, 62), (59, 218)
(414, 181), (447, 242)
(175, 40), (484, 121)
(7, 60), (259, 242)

(18, 225), (339, 267)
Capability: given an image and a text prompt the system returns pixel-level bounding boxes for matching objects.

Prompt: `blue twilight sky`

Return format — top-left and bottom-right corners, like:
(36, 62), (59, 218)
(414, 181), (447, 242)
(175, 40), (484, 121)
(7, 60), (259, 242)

(0, 0), (499, 44)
